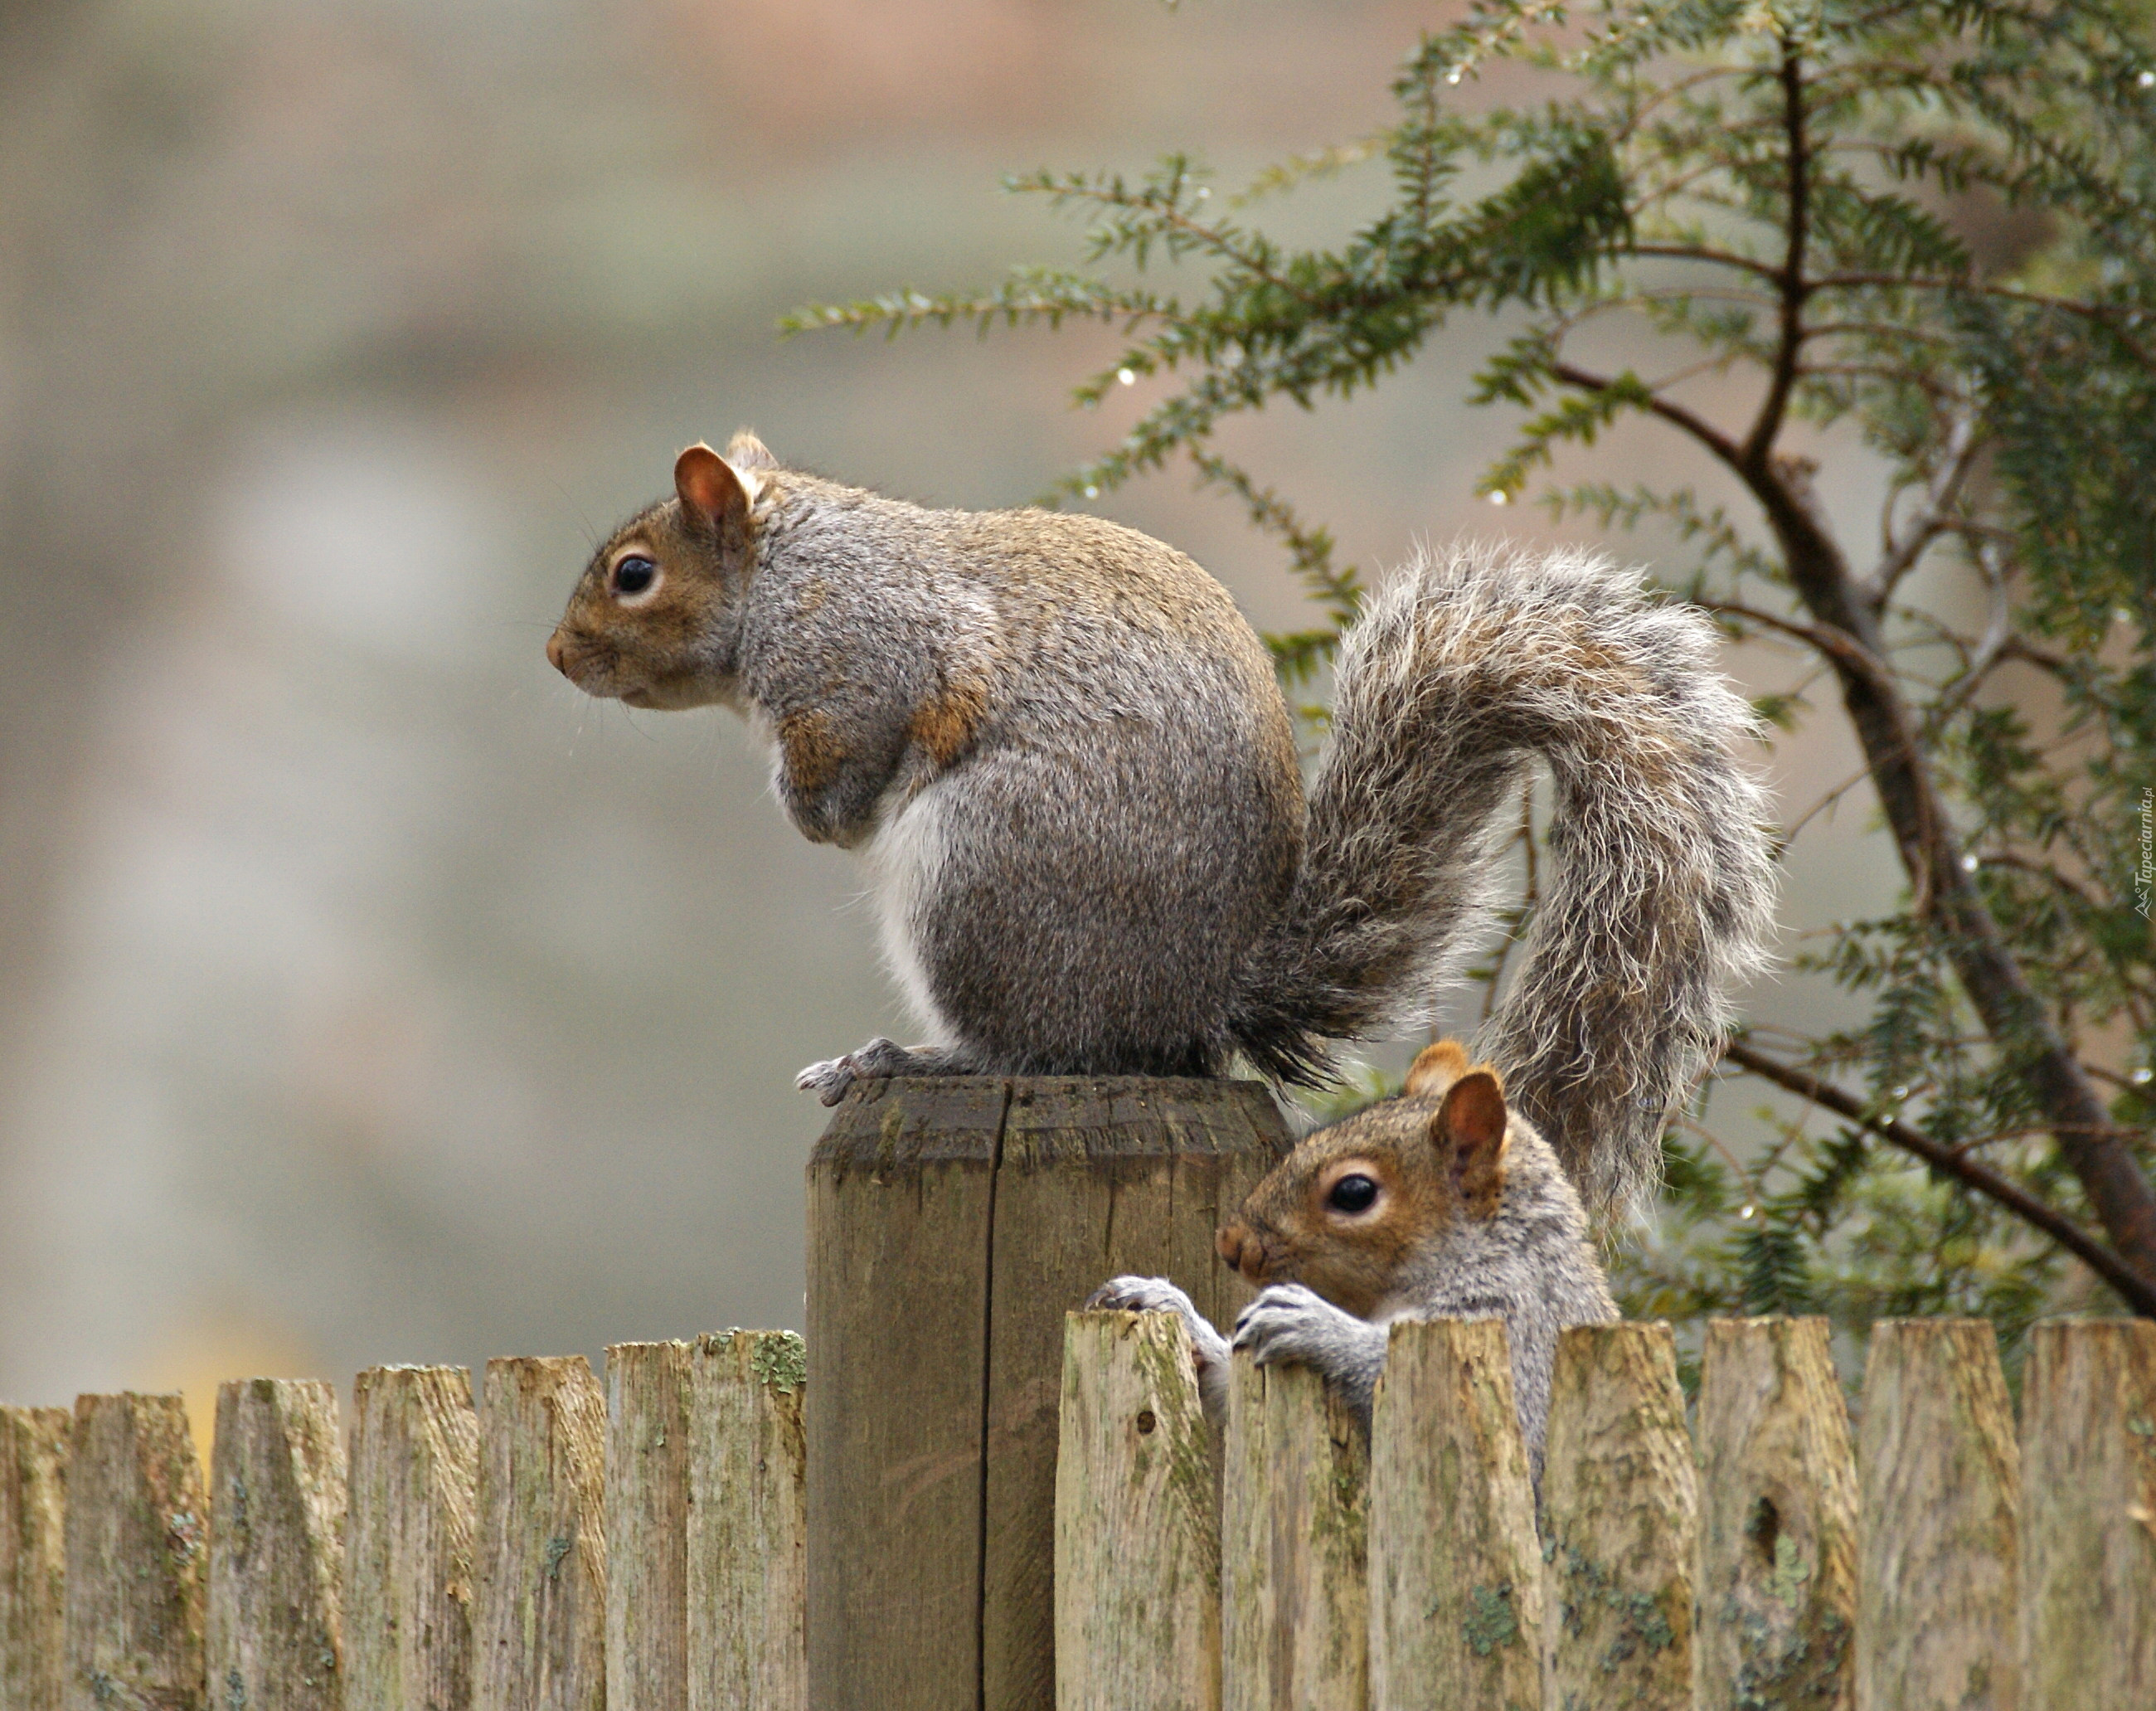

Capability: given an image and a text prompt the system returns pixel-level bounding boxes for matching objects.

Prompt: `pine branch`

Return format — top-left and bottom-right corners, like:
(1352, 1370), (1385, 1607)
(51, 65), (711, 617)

(1724, 1040), (2156, 1316)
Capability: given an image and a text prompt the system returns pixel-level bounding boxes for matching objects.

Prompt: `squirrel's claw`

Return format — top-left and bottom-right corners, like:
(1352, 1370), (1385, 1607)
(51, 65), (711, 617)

(1085, 1275), (1231, 1373)
(1085, 1274), (1196, 1318)
(1231, 1281), (1362, 1368)
(795, 1036), (913, 1104)
(794, 1055), (860, 1105)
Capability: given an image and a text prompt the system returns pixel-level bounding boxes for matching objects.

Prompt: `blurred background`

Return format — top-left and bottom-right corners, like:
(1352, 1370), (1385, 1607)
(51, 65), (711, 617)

(0, 0), (1906, 1441)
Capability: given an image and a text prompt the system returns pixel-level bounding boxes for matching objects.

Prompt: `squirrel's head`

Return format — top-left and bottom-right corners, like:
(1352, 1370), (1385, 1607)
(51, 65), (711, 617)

(1215, 1040), (1513, 1318)
(546, 433), (776, 708)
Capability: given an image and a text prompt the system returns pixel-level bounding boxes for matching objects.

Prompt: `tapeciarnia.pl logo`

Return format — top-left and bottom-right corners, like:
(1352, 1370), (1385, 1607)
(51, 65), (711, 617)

(2138, 786), (2153, 921)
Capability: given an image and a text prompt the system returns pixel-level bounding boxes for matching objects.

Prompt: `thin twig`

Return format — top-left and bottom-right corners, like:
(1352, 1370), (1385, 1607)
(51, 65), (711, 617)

(1722, 1040), (2156, 1315)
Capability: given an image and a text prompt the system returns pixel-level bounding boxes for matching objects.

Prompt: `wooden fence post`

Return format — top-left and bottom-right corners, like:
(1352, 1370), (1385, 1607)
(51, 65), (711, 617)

(2018, 1317), (2156, 1711)
(207, 1378), (347, 1710)
(474, 1357), (607, 1711)
(62, 1393), (206, 1711)
(1367, 1319), (1543, 1711)
(1221, 1354), (1366, 1711)
(1854, 1320), (2018, 1711)
(1542, 1321), (1697, 1711)
(605, 1341), (692, 1711)
(346, 1365), (479, 1711)
(687, 1329), (807, 1711)
(1693, 1317), (1858, 1711)
(2, 1405), (70, 1711)
(807, 1075), (1287, 1711)
(1055, 1310), (1219, 1711)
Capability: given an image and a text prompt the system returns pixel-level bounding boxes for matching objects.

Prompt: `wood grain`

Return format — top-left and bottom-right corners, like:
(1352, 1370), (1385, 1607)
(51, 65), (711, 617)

(1221, 1354), (1366, 1711)
(473, 1357), (607, 1711)
(207, 1378), (347, 1710)
(62, 1392), (206, 1711)
(807, 1075), (1006, 1711)
(687, 1330), (806, 1711)
(1542, 1322), (1696, 1711)
(1054, 1310), (1219, 1711)
(1693, 1317), (1858, 1711)
(984, 1077), (1286, 1711)
(345, 1366), (478, 1711)
(2018, 1317), (2156, 1711)
(1855, 1320), (2018, 1711)
(605, 1341), (692, 1711)
(807, 1074), (1288, 1711)
(2, 1406), (69, 1711)
(1367, 1319), (1543, 1711)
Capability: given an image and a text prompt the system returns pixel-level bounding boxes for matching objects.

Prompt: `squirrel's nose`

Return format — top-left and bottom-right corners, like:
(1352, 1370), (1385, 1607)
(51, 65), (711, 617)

(1216, 1220), (1265, 1282)
(546, 633), (568, 676)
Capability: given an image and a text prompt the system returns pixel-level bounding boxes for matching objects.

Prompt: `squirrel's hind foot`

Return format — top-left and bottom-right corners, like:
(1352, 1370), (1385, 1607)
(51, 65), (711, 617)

(794, 1038), (973, 1105)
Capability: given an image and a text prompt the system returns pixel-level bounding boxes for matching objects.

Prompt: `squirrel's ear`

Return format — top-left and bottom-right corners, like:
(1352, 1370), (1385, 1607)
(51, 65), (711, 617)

(675, 443), (758, 527)
(1433, 1070), (1509, 1218)
(724, 430), (779, 472)
(1405, 1038), (1471, 1097)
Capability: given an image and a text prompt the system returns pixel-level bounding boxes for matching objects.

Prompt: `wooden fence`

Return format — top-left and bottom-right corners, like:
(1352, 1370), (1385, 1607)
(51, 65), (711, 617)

(2, 1315), (2151, 1709)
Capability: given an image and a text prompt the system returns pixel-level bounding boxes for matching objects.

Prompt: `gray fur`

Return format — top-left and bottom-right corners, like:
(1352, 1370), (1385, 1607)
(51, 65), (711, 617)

(714, 469), (1303, 1089)
(1237, 543), (1777, 1213)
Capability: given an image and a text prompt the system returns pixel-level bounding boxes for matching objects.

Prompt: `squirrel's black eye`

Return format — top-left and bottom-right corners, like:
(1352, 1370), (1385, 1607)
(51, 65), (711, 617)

(1327, 1174), (1379, 1214)
(612, 556), (657, 596)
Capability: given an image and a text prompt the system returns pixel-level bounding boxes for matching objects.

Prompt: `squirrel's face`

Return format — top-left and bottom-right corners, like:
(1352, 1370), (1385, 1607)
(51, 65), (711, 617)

(1216, 1041), (1512, 1320)
(546, 442), (764, 710)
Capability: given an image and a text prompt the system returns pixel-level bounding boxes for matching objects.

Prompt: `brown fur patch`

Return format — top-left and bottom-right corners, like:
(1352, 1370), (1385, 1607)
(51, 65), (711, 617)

(1405, 1038), (1472, 1097)
(779, 709), (846, 796)
(906, 673), (988, 771)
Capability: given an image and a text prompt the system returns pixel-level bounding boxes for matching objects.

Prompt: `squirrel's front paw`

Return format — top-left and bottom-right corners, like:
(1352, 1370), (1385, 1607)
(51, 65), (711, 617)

(794, 1038), (905, 1106)
(1084, 1276), (1231, 1373)
(1231, 1282), (1376, 1374)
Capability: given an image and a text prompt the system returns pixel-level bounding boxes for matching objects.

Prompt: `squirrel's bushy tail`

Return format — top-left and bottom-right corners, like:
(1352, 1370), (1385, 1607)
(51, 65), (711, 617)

(1230, 542), (1776, 1217)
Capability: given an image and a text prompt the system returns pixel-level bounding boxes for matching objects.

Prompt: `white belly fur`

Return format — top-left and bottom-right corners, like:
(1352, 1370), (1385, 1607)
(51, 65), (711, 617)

(862, 780), (954, 1043)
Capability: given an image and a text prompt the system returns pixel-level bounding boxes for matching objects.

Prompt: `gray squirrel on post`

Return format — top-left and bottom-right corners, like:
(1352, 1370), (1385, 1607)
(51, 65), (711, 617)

(548, 432), (1776, 1459)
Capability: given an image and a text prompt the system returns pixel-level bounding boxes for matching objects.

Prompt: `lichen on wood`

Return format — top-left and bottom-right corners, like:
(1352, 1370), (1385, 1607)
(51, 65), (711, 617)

(2, 1405), (70, 1711)
(1055, 1309), (1220, 1711)
(689, 1329), (807, 1711)
(62, 1392), (207, 1711)
(473, 1357), (606, 1711)
(1693, 1318), (1857, 1711)
(1542, 1322), (1695, 1711)
(1221, 1353), (1367, 1711)
(1367, 1318), (1542, 1711)
(345, 1365), (478, 1711)
(207, 1378), (347, 1711)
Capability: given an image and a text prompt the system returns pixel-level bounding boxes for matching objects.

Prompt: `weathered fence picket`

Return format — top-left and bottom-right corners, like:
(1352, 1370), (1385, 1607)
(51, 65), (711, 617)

(8, 1313), (2156, 1708)
(0, 1406), (68, 1711)
(1053, 1310), (1219, 1711)
(1693, 1316), (1860, 1711)
(61, 1392), (206, 1711)
(473, 1356), (608, 1711)
(1221, 1354), (1367, 1711)
(605, 1341), (692, 1710)
(1368, 1318), (1545, 1711)
(1542, 1321), (1697, 1711)
(345, 1363), (480, 1711)
(1854, 1320), (2020, 1711)
(686, 1329), (807, 1711)
(206, 1378), (347, 1709)
(2018, 1317), (2156, 1710)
